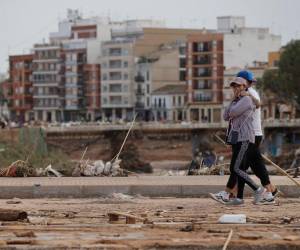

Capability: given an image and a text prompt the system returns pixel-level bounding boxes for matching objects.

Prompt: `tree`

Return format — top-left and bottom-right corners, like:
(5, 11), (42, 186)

(259, 40), (300, 104)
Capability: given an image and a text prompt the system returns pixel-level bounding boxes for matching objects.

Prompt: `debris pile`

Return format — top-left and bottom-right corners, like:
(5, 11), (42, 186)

(0, 160), (36, 177)
(72, 159), (126, 177)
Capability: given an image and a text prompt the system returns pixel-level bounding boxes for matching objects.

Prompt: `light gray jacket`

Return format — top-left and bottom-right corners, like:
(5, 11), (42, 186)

(224, 96), (255, 144)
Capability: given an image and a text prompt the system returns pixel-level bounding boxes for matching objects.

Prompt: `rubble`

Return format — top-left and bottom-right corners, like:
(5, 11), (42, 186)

(14, 231), (36, 238)
(72, 159), (126, 177)
(44, 164), (63, 177)
(6, 198), (22, 204)
(0, 160), (36, 177)
(0, 208), (27, 221)
(109, 193), (134, 200)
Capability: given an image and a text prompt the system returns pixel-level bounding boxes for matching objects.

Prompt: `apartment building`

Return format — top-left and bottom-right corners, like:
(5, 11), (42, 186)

(151, 84), (186, 121)
(268, 50), (281, 68)
(32, 44), (64, 122)
(83, 64), (101, 121)
(133, 42), (186, 121)
(134, 62), (152, 120)
(186, 33), (224, 123)
(62, 40), (87, 121)
(100, 40), (135, 121)
(6, 54), (34, 122)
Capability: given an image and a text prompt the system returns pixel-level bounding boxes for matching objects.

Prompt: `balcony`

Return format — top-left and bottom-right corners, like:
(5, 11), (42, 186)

(193, 95), (213, 102)
(193, 71), (212, 78)
(136, 87), (145, 95)
(109, 49), (122, 57)
(135, 102), (145, 109)
(193, 42), (212, 53)
(134, 75), (145, 83)
(193, 58), (211, 65)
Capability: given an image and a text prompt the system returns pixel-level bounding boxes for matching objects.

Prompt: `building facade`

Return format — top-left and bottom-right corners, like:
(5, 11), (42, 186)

(186, 33), (224, 123)
(32, 44), (64, 122)
(7, 54), (34, 122)
(151, 84), (186, 121)
(62, 40), (87, 121)
(83, 63), (101, 121)
(217, 16), (281, 69)
(100, 40), (135, 121)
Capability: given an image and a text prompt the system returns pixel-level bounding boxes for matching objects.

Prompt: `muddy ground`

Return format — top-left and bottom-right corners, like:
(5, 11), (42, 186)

(0, 197), (300, 249)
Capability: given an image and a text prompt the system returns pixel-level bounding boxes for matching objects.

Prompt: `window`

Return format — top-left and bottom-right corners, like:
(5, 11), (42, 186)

(122, 49), (129, 56)
(102, 73), (107, 81)
(123, 73), (128, 80)
(38, 87), (43, 95)
(103, 85), (108, 92)
(72, 77), (77, 84)
(72, 53), (77, 61)
(180, 71), (186, 81)
(178, 96), (182, 105)
(102, 62), (107, 68)
(123, 61), (128, 68)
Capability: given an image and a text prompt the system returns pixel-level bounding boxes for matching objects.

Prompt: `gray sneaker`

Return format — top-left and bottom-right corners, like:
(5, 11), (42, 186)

(254, 187), (265, 204)
(225, 198), (244, 206)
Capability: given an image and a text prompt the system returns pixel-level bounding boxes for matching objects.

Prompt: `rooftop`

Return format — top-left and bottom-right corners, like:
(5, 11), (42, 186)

(152, 84), (186, 95)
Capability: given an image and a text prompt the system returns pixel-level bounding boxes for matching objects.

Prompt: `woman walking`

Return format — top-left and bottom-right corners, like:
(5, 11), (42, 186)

(222, 77), (265, 205)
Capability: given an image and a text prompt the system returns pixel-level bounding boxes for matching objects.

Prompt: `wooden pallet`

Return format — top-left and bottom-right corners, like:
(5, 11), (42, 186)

(108, 211), (150, 224)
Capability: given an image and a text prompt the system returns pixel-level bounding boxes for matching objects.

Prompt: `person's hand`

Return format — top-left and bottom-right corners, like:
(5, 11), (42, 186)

(233, 88), (240, 98)
(240, 90), (249, 97)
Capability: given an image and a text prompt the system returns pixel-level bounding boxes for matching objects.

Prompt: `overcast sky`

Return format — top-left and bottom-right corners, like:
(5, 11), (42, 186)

(0, 0), (299, 74)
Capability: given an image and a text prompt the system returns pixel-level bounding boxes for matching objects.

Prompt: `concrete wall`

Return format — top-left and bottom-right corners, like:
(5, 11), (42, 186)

(224, 29), (281, 69)
(150, 50), (182, 91)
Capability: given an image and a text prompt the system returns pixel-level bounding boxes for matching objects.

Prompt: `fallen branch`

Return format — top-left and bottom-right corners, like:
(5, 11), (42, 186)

(214, 134), (300, 188)
(262, 155), (300, 187)
(222, 229), (233, 250)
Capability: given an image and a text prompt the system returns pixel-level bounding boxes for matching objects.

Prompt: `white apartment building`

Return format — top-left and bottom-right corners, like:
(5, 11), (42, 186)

(217, 16), (281, 69)
(151, 85), (186, 121)
(100, 40), (135, 121)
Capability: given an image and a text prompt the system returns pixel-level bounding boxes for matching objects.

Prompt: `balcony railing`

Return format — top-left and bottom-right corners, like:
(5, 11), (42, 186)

(135, 75), (145, 82)
(135, 102), (145, 109)
(193, 59), (211, 65)
(194, 72), (212, 77)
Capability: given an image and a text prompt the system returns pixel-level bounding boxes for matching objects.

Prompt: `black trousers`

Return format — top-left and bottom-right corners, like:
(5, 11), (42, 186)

(226, 141), (259, 199)
(245, 136), (271, 186)
(226, 136), (271, 198)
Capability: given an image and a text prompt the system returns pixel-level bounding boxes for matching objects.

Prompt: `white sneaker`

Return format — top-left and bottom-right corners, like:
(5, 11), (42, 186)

(256, 191), (275, 205)
(253, 187), (266, 204)
(209, 191), (230, 204)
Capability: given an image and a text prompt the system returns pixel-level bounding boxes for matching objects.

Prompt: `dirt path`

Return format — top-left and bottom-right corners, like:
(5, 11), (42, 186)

(0, 197), (299, 249)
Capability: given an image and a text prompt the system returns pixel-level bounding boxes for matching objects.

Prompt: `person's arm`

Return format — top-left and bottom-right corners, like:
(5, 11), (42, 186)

(229, 96), (254, 118)
(241, 90), (261, 108)
(223, 102), (234, 121)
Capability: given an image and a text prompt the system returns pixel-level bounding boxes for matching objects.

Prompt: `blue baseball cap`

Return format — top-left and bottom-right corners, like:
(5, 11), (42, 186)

(236, 70), (257, 82)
